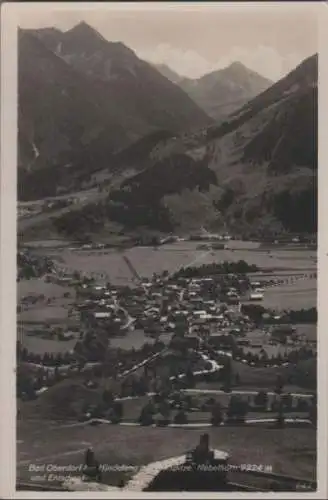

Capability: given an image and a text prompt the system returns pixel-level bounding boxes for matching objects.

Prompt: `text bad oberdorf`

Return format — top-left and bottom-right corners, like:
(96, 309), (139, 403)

(29, 464), (85, 473)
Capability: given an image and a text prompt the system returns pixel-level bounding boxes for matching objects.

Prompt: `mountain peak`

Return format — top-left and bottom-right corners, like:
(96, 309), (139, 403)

(293, 53), (317, 82)
(64, 21), (107, 44)
(223, 61), (269, 81)
(227, 61), (247, 71)
(63, 22), (135, 59)
(68, 21), (96, 34)
(218, 61), (273, 88)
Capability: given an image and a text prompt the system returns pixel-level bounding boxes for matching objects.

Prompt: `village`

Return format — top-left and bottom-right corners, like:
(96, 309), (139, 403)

(16, 236), (317, 492)
(17, 245), (316, 406)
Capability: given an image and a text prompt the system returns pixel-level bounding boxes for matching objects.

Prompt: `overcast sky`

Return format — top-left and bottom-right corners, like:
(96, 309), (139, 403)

(15, 2), (318, 81)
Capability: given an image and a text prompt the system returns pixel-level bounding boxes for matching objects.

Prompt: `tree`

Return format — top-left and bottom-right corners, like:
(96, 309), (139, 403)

(73, 270), (81, 281)
(174, 409), (188, 424)
(170, 391), (182, 409)
(53, 366), (61, 383)
(135, 376), (148, 396)
(223, 378), (232, 393)
(153, 393), (163, 405)
(139, 402), (155, 426)
(281, 393), (293, 411)
(221, 358), (233, 392)
(111, 401), (123, 424)
(276, 402), (285, 428)
(185, 366), (195, 388)
(211, 401), (223, 426)
(270, 397), (279, 413)
(157, 400), (171, 427)
(227, 395), (248, 424)
(102, 389), (114, 406)
(254, 391), (268, 411)
(309, 399), (317, 426)
(296, 398), (309, 412)
(274, 374), (284, 395)
(241, 304), (266, 324)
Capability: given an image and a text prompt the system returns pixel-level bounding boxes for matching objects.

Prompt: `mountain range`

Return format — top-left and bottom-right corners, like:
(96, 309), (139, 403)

(18, 22), (212, 174)
(98, 53), (317, 239)
(17, 22), (317, 241)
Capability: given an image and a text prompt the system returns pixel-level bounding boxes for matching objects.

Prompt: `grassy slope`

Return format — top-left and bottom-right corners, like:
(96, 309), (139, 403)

(17, 420), (316, 485)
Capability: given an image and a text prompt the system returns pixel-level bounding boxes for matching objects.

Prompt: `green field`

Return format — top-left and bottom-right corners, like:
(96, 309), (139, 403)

(21, 335), (77, 355)
(18, 279), (75, 322)
(18, 279), (72, 299)
(260, 279), (316, 310)
(18, 278), (78, 352)
(110, 329), (172, 350)
(19, 306), (71, 324)
(44, 242), (316, 279)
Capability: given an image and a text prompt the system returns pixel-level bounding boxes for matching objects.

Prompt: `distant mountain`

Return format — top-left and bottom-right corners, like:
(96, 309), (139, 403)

(18, 23), (212, 192)
(174, 62), (273, 120)
(20, 53), (317, 241)
(153, 64), (183, 84)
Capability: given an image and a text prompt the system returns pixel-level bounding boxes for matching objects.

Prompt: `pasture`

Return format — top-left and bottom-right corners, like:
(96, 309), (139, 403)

(260, 279), (317, 310)
(110, 329), (172, 351)
(21, 335), (77, 355)
(296, 324), (317, 341)
(195, 359), (314, 394)
(18, 278), (78, 352)
(18, 279), (76, 324)
(40, 240), (316, 280)
(19, 306), (71, 324)
(18, 278), (73, 301)
(239, 325), (316, 357)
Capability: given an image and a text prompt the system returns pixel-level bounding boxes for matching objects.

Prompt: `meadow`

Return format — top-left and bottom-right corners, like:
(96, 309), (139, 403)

(259, 279), (317, 310)
(21, 335), (77, 355)
(18, 278), (78, 353)
(37, 240), (316, 288)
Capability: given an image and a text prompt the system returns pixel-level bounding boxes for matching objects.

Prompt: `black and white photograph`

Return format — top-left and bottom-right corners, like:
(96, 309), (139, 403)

(0, 1), (325, 497)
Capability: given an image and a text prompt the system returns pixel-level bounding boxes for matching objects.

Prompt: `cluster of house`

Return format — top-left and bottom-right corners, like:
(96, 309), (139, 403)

(70, 269), (317, 362)
(18, 205), (42, 218)
(75, 273), (256, 343)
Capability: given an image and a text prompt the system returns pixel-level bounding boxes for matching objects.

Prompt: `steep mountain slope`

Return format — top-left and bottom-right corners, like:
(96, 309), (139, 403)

(26, 22), (212, 135)
(20, 54), (317, 241)
(18, 30), (133, 172)
(153, 64), (183, 84)
(178, 62), (272, 120)
(175, 54), (317, 236)
(19, 24), (212, 199)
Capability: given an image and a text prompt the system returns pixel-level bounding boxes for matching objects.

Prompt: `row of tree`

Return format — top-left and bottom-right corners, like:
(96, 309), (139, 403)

(241, 304), (317, 325)
(17, 342), (76, 367)
(84, 391), (317, 428)
(172, 260), (259, 279)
